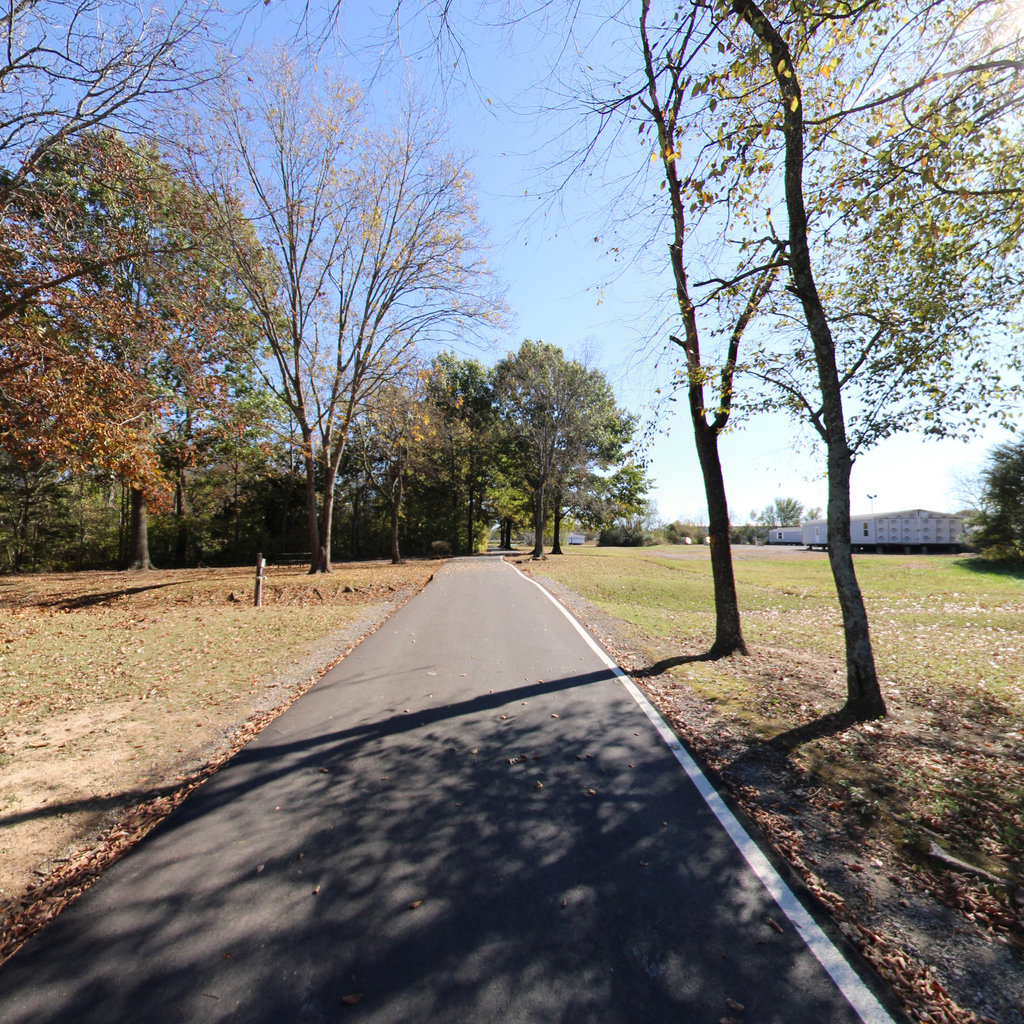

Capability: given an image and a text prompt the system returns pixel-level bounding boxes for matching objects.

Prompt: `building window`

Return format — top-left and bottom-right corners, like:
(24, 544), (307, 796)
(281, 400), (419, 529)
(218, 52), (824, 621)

(863, 522), (869, 537)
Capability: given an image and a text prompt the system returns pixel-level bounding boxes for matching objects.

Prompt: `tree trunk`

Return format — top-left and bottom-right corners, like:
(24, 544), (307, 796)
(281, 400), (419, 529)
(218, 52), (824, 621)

(12, 473), (31, 572)
(174, 466), (189, 567)
(693, 420), (746, 656)
(302, 440), (323, 574)
(127, 488), (152, 570)
(551, 506), (564, 555)
(531, 482), (546, 559)
(314, 468), (336, 573)
(825, 442), (884, 717)
(735, 0), (884, 719)
(669, 306), (747, 660)
(350, 484), (362, 559)
(390, 500), (401, 563)
(449, 444), (461, 553)
(641, 1), (746, 659)
(119, 480), (129, 566)
(232, 458), (242, 560)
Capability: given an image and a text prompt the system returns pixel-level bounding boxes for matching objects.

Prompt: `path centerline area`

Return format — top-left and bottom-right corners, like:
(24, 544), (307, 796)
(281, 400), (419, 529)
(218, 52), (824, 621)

(0, 557), (898, 1023)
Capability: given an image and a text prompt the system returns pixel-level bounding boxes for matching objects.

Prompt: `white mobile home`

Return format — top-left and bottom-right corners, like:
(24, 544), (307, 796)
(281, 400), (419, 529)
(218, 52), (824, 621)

(801, 509), (964, 553)
(766, 527), (803, 545)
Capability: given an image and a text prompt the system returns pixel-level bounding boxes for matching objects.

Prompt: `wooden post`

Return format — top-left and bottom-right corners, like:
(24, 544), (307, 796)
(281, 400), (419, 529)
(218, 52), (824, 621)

(254, 553), (265, 608)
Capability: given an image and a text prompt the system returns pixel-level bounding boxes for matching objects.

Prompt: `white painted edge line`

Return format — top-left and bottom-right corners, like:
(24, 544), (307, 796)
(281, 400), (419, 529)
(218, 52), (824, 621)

(507, 560), (897, 1024)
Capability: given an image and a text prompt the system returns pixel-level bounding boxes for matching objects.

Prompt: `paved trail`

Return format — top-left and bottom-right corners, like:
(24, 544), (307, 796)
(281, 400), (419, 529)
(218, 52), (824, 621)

(0, 558), (899, 1023)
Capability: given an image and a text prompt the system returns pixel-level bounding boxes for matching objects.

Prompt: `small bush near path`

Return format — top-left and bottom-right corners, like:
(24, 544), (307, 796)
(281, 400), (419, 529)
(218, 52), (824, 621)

(0, 560), (439, 956)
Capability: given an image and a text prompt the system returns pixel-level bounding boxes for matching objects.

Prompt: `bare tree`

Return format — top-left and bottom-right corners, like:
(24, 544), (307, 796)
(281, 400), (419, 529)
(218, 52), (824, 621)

(194, 49), (502, 572)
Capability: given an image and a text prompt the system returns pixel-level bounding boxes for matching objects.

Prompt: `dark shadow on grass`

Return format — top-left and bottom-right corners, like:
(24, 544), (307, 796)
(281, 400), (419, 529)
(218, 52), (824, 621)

(631, 651), (728, 677)
(721, 710), (861, 782)
(954, 556), (1024, 580)
(37, 583), (184, 611)
(763, 709), (860, 751)
(0, 785), (186, 830)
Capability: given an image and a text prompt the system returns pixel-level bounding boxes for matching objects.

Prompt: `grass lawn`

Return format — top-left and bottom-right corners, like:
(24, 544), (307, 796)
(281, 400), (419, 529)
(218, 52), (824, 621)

(526, 545), (1024, 870)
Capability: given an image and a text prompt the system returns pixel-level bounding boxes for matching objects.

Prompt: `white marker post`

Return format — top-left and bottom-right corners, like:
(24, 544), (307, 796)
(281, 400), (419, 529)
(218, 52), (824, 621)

(254, 553), (266, 608)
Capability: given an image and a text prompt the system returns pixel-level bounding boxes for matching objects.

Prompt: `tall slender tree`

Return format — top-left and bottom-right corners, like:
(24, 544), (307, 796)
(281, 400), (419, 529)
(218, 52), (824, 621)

(351, 371), (434, 564)
(196, 49), (502, 573)
(423, 353), (498, 554)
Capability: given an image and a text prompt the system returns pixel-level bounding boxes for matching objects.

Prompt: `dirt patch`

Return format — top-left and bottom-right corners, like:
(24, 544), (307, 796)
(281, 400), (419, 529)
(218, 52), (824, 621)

(0, 560), (440, 961)
(523, 563), (1024, 1024)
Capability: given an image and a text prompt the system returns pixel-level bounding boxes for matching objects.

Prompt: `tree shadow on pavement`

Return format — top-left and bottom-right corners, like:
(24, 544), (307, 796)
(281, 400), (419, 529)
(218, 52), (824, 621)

(0, 670), (615, 834)
(0, 661), (872, 1024)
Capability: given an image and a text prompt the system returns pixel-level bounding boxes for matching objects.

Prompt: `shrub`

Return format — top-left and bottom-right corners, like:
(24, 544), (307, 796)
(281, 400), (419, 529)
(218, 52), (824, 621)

(597, 524), (654, 547)
(429, 540), (452, 557)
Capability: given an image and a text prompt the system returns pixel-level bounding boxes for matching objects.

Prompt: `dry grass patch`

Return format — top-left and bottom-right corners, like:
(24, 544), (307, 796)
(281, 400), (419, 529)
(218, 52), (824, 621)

(0, 560), (439, 926)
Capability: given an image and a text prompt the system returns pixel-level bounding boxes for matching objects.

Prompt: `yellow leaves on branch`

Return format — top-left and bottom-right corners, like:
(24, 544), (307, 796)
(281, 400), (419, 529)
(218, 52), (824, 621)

(652, 146), (683, 164)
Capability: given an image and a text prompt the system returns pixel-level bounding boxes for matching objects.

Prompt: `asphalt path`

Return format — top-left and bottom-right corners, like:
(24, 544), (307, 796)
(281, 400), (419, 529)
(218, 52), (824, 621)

(0, 557), (900, 1023)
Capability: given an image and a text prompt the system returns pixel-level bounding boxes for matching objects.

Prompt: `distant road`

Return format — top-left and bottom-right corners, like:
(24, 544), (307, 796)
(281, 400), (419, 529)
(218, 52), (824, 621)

(0, 557), (900, 1023)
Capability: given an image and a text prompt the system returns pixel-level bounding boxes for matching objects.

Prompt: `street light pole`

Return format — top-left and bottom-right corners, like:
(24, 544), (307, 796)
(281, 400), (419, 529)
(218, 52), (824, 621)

(867, 493), (877, 514)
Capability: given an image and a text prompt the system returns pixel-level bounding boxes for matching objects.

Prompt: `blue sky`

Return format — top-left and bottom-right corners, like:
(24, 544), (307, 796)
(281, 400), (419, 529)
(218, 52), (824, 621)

(234, 1), (1009, 522)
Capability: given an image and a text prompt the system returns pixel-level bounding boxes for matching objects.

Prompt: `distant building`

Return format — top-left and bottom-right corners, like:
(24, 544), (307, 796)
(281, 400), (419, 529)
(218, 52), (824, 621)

(566, 532), (586, 545)
(766, 527), (803, 545)
(801, 509), (964, 553)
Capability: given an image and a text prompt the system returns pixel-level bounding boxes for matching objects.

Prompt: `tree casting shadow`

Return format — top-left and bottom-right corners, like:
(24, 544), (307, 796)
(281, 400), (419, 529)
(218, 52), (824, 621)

(631, 650), (728, 677)
(763, 709), (861, 751)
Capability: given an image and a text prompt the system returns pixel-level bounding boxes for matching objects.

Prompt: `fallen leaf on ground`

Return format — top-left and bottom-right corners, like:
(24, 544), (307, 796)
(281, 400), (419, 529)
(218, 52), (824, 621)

(341, 993), (365, 1005)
